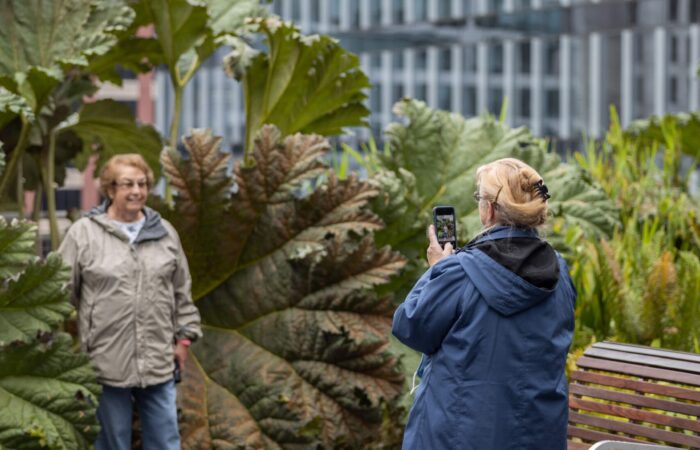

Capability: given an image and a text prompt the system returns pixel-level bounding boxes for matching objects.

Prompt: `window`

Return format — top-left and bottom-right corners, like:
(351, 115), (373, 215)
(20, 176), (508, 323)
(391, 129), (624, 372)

(393, 51), (404, 69)
(545, 89), (559, 118)
(330, 0), (340, 26)
(670, 35), (677, 63)
(463, 86), (477, 116)
(416, 49), (428, 70)
(438, 0), (451, 18)
(291, 0), (301, 21)
(350, 0), (360, 28)
(439, 86), (452, 110)
(393, 84), (405, 101)
(669, 77), (678, 103)
(370, 1), (382, 25)
(416, 0), (428, 22)
(416, 83), (427, 100)
(310, 0), (320, 23)
(489, 87), (504, 115)
(518, 41), (531, 74)
(545, 40), (559, 75)
(370, 52), (381, 69)
(489, 44), (503, 74)
(519, 88), (531, 117)
(464, 45), (477, 72)
(440, 47), (452, 71)
(393, 0), (404, 23)
(669, 0), (678, 22)
(371, 85), (381, 112)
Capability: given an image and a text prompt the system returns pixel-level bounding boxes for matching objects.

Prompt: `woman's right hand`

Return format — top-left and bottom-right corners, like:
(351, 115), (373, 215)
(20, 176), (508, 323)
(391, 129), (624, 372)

(426, 224), (453, 267)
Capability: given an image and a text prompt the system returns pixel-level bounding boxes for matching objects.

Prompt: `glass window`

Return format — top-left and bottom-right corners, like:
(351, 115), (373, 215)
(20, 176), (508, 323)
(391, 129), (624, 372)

(415, 0), (427, 20)
(371, 0), (381, 25)
(291, 0), (301, 21)
(670, 35), (677, 63)
(519, 88), (531, 117)
(310, 0), (320, 23)
(440, 47), (452, 71)
(463, 86), (477, 116)
(464, 45), (477, 72)
(350, 0), (360, 28)
(518, 41), (531, 74)
(416, 83), (427, 100)
(371, 85), (381, 112)
(489, 43), (503, 74)
(371, 52), (382, 69)
(393, 51), (405, 69)
(330, 0), (340, 26)
(393, 0), (404, 23)
(438, 0), (451, 18)
(669, 0), (678, 22)
(545, 89), (559, 118)
(393, 84), (405, 102)
(669, 76), (678, 103)
(545, 40), (559, 75)
(416, 49), (428, 70)
(439, 86), (452, 110)
(489, 87), (503, 115)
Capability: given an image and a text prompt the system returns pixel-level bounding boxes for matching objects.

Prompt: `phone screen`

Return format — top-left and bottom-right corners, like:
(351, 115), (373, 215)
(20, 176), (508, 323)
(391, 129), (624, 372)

(433, 206), (457, 248)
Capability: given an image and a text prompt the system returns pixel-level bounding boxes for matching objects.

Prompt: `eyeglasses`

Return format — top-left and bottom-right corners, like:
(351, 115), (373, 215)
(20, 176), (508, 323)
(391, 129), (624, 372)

(473, 186), (503, 204)
(113, 179), (149, 190)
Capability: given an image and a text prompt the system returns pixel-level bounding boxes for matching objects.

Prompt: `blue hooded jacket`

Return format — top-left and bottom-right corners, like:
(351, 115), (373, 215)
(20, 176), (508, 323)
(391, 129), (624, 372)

(393, 226), (575, 450)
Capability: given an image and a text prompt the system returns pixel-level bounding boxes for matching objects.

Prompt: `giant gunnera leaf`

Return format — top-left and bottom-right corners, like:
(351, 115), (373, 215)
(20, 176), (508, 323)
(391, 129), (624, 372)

(158, 126), (405, 448)
(0, 218), (100, 450)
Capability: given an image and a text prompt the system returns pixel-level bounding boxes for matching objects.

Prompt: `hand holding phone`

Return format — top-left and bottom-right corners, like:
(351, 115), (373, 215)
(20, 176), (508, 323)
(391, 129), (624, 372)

(432, 206), (457, 249)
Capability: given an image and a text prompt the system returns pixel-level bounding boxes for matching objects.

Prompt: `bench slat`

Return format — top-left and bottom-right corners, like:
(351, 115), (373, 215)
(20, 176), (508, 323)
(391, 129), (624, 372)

(584, 347), (700, 374)
(576, 356), (700, 387)
(569, 383), (700, 417)
(592, 342), (700, 364)
(567, 424), (643, 445)
(569, 397), (700, 434)
(568, 411), (700, 448)
(570, 370), (700, 403)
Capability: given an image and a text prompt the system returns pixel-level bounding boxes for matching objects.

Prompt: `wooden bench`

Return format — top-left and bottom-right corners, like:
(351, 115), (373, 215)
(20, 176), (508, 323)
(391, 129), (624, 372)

(567, 341), (700, 450)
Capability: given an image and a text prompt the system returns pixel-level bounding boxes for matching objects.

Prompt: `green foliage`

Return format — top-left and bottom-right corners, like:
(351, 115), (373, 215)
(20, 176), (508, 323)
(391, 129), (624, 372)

(65, 99), (163, 178)
(0, 218), (100, 450)
(356, 99), (617, 295)
(227, 17), (370, 162)
(571, 108), (700, 352)
(156, 126), (405, 448)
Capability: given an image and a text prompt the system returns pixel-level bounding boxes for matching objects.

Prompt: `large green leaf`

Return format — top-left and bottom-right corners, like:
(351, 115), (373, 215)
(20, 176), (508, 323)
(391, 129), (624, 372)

(377, 99), (618, 284)
(0, 88), (32, 129)
(0, 217), (100, 450)
(0, 333), (100, 450)
(128, 0), (266, 84)
(0, 0), (133, 110)
(625, 111), (700, 160)
(0, 252), (73, 347)
(65, 99), (163, 179)
(157, 127), (405, 448)
(228, 18), (370, 157)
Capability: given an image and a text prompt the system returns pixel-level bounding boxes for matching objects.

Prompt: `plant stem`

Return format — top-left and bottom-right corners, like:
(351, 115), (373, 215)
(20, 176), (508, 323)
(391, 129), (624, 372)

(33, 179), (43, 256)
(17, 153), (24, 219)
(44, 129), (60, 251)
(0, 116), (31, 201)
(166, 84), (183, 205)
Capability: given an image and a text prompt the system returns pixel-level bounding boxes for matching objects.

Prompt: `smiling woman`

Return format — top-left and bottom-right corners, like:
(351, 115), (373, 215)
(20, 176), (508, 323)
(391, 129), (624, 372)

(57, 154), (202, 450)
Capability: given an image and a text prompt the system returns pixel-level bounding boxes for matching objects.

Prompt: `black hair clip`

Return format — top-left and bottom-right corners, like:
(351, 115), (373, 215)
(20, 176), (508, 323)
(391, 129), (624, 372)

(533, 180), (551, 201)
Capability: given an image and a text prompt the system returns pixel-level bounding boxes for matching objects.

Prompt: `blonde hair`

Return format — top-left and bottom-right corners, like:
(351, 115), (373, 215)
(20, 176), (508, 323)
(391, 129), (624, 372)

(99, 154), (154, 198)
(475, 158), (548, 228)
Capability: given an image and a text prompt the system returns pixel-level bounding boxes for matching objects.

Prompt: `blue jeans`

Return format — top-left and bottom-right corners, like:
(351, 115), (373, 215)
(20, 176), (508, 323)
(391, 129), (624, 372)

(95, 380), (180, 450)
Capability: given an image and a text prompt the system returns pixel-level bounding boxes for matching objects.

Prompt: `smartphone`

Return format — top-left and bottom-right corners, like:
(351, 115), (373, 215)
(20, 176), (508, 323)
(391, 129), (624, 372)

(432, 205), (457, 249)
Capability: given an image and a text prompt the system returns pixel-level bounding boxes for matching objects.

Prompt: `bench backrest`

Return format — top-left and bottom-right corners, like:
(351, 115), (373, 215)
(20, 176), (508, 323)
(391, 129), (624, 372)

(567, 341), (700, 450)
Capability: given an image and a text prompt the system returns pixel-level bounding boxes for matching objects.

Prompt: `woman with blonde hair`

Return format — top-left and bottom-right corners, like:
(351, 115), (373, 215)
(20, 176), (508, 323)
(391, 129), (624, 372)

(393, 158), (575, 450)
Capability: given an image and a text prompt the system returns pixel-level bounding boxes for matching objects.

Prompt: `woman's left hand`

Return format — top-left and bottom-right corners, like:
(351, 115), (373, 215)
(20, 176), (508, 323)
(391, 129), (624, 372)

(174, 342), (189, 369)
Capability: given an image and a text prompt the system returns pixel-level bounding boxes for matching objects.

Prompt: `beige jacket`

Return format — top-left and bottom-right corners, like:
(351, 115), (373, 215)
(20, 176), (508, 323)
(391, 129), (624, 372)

(58, 205), (202, 388)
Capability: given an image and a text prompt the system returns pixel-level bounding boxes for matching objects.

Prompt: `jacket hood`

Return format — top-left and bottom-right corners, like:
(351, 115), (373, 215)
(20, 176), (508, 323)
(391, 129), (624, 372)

(87, 201), (168, 243)
(457, 226), (560, 316)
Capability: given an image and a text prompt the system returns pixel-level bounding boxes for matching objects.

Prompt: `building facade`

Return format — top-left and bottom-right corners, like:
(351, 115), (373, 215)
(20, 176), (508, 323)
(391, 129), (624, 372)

(155, 0), (700, 151)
